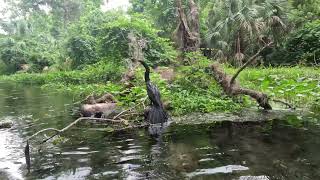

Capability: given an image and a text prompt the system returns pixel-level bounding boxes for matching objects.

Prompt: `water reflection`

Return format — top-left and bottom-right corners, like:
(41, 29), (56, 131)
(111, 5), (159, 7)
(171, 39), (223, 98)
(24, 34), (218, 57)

(0, 120), (25, 180)
(0, 82), (320, 180)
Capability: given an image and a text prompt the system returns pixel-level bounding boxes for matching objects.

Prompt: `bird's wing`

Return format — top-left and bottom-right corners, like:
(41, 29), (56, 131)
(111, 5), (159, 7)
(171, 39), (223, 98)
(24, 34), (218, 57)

(146, 83), (162, 107)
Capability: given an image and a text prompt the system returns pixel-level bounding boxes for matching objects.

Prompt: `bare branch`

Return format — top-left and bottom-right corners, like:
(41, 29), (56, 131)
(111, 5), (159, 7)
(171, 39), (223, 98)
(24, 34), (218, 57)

(26, 128), (60, 142)
(27, 117), (130, 143)
(272, 99), (295, 109)
(230, 42), (273, 85)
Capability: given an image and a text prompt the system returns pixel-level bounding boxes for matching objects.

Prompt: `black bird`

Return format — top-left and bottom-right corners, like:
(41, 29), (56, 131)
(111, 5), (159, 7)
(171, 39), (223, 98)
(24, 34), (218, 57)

(139, 60), (168, 124)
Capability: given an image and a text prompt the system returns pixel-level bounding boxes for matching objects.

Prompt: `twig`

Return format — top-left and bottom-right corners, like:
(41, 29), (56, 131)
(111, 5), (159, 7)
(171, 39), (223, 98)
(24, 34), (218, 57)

(230, 42), (273, 85)
(272, 99), (295, 109)
(120, 112), (140, 117)
(41, 132), (60, 144)
(113, 109), (131, 120)
(26, 128), (60, 142)
(113, 97), (148, 120)
(26, 117), (128, 143)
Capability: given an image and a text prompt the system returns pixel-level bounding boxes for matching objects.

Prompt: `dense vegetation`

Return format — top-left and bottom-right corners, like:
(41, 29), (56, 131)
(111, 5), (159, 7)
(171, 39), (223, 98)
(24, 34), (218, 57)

(0, 0), (319, 115)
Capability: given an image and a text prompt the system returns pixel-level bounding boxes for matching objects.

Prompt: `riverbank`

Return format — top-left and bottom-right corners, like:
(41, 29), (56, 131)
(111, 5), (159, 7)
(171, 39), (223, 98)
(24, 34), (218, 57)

(1, 82), (320, 180)
(1, 60), (319, 115)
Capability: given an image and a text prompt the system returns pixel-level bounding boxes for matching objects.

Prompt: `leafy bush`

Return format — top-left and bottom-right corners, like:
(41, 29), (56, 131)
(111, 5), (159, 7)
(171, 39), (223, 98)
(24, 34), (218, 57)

(0, 47), (26, 72)
(0, 60), (123, 85)
(66, 35), (98, 69)
(96, 13), (177, 66)
(0, 34), (59, 73)
(285, 20), (320, 65)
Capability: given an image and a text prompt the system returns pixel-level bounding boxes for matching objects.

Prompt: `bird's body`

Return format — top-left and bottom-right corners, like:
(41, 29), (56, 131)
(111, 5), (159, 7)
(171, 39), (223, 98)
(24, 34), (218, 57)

(139, 61), (168, 124)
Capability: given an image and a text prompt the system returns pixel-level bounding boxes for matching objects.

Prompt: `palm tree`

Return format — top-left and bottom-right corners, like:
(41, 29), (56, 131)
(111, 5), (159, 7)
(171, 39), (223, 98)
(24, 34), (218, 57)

(205, 0), (288, 65)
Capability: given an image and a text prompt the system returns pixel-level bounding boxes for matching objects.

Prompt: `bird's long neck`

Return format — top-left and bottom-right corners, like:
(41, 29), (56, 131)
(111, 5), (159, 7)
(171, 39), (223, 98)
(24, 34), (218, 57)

(139, 61), (150, 82)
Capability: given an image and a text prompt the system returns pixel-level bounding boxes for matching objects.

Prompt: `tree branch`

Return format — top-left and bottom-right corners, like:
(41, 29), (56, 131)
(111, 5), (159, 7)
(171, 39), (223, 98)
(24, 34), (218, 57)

(26, 117), (129, 143)
(272, 99), (295, 109)
(230, 42), (273, 85)
(26, 128), (60, 142)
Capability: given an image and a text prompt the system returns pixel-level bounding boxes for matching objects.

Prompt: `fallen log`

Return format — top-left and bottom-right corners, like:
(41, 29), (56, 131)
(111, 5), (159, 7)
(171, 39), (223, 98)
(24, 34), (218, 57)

(81, 103), (118, 118)
(210, 42), (274, 110)
(80, 93), (118, 118)
(211, 63), (272, 110)
(210, 40), (294, 110)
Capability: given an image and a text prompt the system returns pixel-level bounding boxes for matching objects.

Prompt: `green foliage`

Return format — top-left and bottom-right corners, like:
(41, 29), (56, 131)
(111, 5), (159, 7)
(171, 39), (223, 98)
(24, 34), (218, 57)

(285, 20), (320, 65)
(288, 0), (320, 26)
(1, 60), (123, 85)
(167, 57), (240, 115)
(236, 66), (320, 108)
(129, 0), (180, 36)
(96, 13), (177, 65)
(0, 13), (61, 73)
(2, 61), (319, 115)
(169, 91), (239, 115)
(205, 0), (289, 64)
(0, 2), (176, 74)
(0, 45), (26, 72)
(66, 35), (97, 69)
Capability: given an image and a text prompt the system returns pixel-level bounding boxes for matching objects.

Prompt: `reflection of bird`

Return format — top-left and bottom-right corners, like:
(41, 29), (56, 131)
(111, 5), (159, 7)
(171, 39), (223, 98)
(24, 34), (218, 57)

(139, 60), (168, 124)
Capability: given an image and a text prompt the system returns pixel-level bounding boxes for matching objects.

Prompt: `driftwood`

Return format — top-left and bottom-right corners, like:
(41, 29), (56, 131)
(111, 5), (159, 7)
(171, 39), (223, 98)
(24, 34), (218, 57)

(82, 93), (116, 104)
(80, 93), (118, 118)
(210, 43), (273, 110)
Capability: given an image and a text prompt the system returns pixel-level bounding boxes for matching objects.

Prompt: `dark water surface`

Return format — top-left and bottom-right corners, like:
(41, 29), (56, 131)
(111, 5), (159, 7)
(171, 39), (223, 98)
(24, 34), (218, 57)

(0, 82), (320, 180)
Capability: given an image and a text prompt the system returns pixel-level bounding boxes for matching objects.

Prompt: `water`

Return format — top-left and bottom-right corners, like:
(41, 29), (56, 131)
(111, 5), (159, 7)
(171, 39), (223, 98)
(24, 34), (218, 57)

(0, 82), (320, 180)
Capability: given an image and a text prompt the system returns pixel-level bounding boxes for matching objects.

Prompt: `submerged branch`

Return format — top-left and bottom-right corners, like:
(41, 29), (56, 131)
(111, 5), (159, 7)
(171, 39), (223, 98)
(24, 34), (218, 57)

(27, 117), (134, 143)
(26, 128), (60, 142)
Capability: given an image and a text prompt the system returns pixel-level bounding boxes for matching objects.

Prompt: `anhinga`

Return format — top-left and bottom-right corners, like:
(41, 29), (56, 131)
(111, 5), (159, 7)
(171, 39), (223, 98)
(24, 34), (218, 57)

(139, 60), (168, 124)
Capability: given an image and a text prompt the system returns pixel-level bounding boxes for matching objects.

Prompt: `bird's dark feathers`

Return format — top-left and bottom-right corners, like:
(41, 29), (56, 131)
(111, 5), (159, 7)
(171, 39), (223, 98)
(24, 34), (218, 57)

(139, 60), (150, 82)
(139, 60), (168, 124)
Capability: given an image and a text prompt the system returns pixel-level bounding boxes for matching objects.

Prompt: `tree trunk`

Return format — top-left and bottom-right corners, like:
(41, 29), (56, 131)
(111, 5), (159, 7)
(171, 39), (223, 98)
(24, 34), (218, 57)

(121, 32), (146, 83)
(189, 0), (200, 50)
(174, 0), (200, 53)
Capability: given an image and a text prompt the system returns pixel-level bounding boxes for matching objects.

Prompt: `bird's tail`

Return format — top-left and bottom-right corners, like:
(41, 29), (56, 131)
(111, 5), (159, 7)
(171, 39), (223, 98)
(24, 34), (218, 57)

(139, 60), (150, 82)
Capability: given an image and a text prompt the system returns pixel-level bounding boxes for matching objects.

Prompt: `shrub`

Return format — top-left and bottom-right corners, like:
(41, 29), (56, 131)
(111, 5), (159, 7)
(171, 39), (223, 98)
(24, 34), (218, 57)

(285, 20), (320, 65)
(66, 35), (98, 69)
